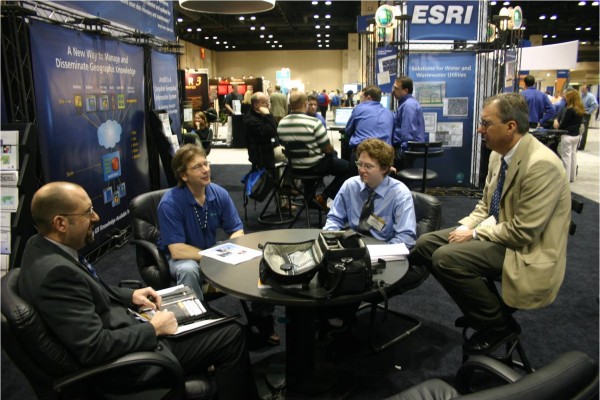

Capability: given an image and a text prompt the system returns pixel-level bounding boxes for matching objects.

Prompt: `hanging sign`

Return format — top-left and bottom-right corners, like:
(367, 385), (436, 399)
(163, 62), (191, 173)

(408, 1), (479, 41)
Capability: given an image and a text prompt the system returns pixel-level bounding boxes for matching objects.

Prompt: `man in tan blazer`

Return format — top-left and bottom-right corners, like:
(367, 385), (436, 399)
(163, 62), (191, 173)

(411, 93), (571, 355)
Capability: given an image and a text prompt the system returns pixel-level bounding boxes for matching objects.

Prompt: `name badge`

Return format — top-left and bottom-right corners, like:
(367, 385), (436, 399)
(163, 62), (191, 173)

(367, 214), (385, 232)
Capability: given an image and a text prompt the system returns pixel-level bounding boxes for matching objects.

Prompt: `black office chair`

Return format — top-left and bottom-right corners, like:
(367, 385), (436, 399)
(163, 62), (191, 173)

(397, 141), (444, 193)
(1, 268), (215, 400)
(387, 351), (598, 400)
(281, 143), (327, 228)
(243, 142), (294, 226)
(359, 191), (442, 352)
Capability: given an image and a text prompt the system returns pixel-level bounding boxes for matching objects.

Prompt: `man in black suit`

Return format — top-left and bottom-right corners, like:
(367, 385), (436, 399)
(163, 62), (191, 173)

(18, 181), (259, 399)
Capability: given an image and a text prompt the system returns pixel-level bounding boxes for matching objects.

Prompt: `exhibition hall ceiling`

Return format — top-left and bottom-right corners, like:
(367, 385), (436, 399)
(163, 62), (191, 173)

(174, 1), (598, 61)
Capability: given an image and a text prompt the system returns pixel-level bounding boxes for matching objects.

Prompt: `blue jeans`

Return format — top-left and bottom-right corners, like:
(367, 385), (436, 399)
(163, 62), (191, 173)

(167, 256), (204, 300)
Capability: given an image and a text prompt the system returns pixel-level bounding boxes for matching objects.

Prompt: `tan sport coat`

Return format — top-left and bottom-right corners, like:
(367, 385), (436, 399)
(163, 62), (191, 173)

(459, 134), (571, 309)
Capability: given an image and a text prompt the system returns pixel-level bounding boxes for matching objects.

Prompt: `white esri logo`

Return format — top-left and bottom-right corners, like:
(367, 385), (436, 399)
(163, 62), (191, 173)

(412, 4), (474, 25)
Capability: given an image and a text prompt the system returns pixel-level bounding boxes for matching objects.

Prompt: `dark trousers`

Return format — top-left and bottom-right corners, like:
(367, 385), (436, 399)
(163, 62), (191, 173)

(305, 154), (352, 201)
(165, 322), (259, 400)
(579, 113), (592, 150)
(411, 227), (508, 329)
(319, 105), (328, 119)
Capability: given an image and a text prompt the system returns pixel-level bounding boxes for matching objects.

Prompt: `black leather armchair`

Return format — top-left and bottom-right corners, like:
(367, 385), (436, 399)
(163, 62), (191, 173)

(1, 268), (215, 400)
(386, 351), (598, 400)
(129, 188), (172, 290)
(360, 191), (442, 352)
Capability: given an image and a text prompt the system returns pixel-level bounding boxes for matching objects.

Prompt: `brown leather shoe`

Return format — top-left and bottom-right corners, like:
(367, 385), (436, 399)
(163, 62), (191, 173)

(314, 194), (329, 212)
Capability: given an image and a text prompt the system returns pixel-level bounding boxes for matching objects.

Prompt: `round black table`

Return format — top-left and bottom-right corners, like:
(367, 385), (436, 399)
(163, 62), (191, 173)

(200, 229), (408, 396)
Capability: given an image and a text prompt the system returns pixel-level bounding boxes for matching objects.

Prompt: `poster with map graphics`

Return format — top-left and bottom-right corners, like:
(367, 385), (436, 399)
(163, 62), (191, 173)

(29, 21), (149, 245)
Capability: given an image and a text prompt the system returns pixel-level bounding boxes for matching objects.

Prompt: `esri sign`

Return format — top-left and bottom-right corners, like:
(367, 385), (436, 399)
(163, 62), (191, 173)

(408, 1), (480, 41)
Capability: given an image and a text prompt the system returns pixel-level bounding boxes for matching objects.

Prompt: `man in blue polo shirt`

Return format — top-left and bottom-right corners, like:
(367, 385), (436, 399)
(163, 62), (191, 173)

(157, 144), (244, 298)
(345, 84), (394, 174)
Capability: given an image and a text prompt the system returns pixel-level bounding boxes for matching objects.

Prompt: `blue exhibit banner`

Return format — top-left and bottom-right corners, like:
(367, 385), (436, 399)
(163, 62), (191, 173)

(151, 50), (181, 136)
(29, 21), (149, 245)
(53, 1), (175, 42)
(376, 46), (398, 93)
(408, 1), (479, 41)
(408, 52), (476, 186)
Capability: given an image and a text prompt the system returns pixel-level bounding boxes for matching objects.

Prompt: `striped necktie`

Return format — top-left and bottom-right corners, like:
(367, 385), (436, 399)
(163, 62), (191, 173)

(489, 158), (507, 221)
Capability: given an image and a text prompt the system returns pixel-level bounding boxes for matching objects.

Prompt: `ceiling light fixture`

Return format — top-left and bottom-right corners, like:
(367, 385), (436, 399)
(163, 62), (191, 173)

(260, 25), (266, 30)
(278, 44), (282, 48)
(312, 1), (318, 4)
(550, 15), (557, 20)
(177, 17), (183, 23)
(239, 16), (245, 21)
(325, 14), (331, 19)
(578, 1), (586, 5)
(585, 27), (592, 30)
(325, 1), (331, 5)
(179, 0), (274, 14)
(250, 26), (256, 30)
(186, 27), (192, 32)
(543, 34), (548, 38)
(314, 14), (319, 19)
(315, 24), (321, 29)
(260, 34), (265, 38)
(576, 27), (582, 30)
(539, 15), (546, 20)
(250, 16), (256, 20)
(551, 34), (557, 38)
(268, 34), (273, 38)
(196, 27), (201, 31)
(325, 24), (330, 29)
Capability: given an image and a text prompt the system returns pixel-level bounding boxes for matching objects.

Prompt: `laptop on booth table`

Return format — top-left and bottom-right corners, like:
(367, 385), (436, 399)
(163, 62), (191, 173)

(331, 107), (353, 130)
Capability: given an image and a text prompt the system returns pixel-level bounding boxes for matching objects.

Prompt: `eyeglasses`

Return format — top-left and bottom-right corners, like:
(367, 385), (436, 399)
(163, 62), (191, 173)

(479, 119), (506, 129)
(355, 161), (377, 170)
(59, 206), (95, 218)
(188, 161), (211, 170)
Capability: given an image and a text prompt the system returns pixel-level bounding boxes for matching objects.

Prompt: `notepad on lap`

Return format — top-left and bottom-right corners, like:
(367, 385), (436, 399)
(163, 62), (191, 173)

(129, 285), (238, 336)
(366, 243), (410, 263)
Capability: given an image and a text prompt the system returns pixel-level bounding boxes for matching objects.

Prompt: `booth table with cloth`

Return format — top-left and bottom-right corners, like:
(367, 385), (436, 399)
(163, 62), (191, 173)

(199, 229), (408, 396)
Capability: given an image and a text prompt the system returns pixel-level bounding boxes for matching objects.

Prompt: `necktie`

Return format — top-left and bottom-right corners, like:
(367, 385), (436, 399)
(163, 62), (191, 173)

(489, 159), (508, 221)
(357, 189), (376, 234)
(79, 254), (102, 283)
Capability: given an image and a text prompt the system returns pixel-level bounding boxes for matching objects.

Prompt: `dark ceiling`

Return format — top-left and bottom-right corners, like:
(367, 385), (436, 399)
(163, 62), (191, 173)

(174, 1), (599, 61)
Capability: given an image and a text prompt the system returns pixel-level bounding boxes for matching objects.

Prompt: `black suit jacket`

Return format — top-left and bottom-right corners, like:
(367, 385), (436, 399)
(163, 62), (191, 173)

(18, 234), (174, 368)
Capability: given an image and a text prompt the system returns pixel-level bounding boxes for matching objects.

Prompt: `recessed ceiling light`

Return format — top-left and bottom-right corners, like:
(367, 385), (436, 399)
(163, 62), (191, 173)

(326, 44), (329, 47)
(317, 39), (321, 42)
(325, 1), (331, 5)
(266, 40), (270, 43)
(250, 26), (256, 30)
(260, 25), (266, 30)
(216, 41), (220, 44)
(279, 44), (282, 48)
(271, 44), (275, 48)
(576, 27), (582, 30)
(177, 17), (183, 23)
(325, 14), (331, 19)
(325, 24), (330, 29)
(314, 14), (319, 19)
(204, 36), (209, 39)
(268, 34), (273, 38)
(539, 15), (546, 20)
(550, 15), (557, 20)
(187, 27), (192, 32)
(273, 40), (278, 43)
(312, 1), (318, 5)
(232, 45), (236, 48)
(318, 44), (323, 47)
(213, 36), (217, 39)
(316, 33), (321, 37)
(551, 34), (557, 38)
(315, 24), (321, 29)
(223, 41), (227, 44)
(250, 16), (256, 20)
(578, 1), (586, 5)
(593, 1), (599, 5)
(585, 27), (592, 30)
(490, 1), (497, 4)
(503, 1), (510, 5)
(325, 34), (330, 37)
(196, 27), (201, 32)
(260, 34), (265, 38)
(239, 16), (245, 21)
(543, 34), (548, 38)
(225, 45), (229, 48)
(325, 39), (329, 43)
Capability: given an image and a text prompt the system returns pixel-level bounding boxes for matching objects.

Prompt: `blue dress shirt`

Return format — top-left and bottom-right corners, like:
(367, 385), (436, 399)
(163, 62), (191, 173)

(345, 101), (394, 147)
(521, 87), (555, 125)
(324, 176), (417, 247)
(393, 95), (426, 149)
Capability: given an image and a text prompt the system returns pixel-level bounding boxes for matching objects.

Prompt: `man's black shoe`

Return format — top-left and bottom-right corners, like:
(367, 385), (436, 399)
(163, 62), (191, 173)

(463, 321), (521, 355)
(397, 264), (430, 294)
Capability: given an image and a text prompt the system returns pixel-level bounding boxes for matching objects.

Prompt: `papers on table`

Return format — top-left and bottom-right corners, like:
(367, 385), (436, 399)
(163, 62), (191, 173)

(200, 243), (262, 265)
(367, 243), (410, 263)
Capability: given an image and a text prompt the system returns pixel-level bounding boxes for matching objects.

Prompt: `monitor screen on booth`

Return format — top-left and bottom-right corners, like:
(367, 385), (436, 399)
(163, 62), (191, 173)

(334, 107), (354, 126)
(380, 94), (391, 110)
